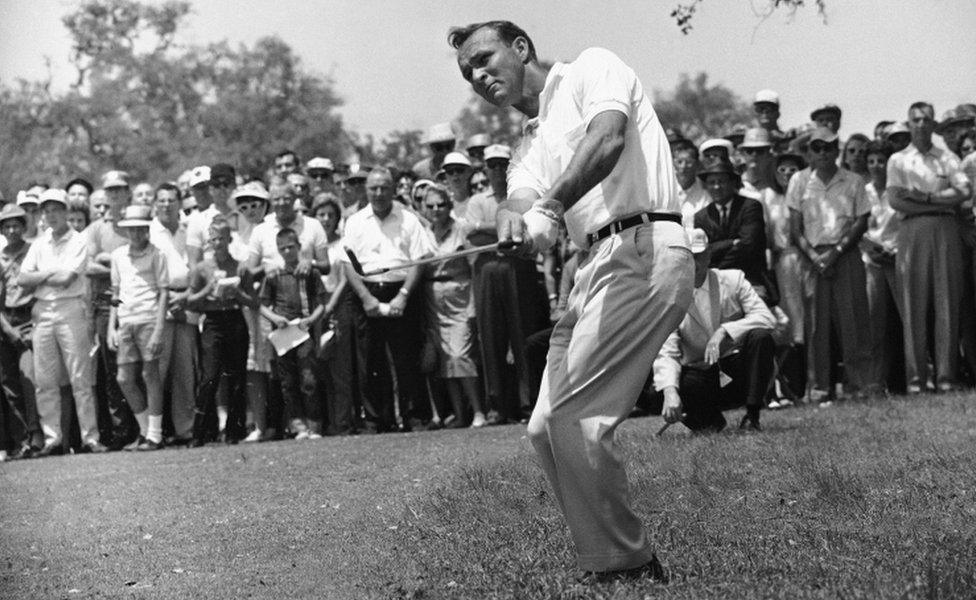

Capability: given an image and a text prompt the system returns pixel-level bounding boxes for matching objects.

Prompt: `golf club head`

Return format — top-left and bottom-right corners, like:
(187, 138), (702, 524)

(344, 247), (365, 276)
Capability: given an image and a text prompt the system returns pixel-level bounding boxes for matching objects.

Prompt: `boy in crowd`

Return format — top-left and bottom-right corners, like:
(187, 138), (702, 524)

(260, 228), (327, 439)
(187, 216), (256, 445)
(107, 205), (169, 450)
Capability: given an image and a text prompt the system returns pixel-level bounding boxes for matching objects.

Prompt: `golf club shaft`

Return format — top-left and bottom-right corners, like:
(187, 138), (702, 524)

(362, 242), (501, 276)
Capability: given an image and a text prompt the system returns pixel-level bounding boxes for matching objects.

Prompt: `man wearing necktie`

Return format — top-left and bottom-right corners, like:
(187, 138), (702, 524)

(693, 157), (771, 302)
(652, 229), (776, 431)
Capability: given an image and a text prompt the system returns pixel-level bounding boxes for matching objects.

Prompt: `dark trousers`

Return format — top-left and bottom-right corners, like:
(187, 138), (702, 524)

(273, 339), (320, 427)
(473, 254), (547, 420)
(193, 311), (248, 440)
(94, 308), (137, 445)
(322, 289), (362, 435)
(652, 329), (775, 432)
(0, 305), (40, 450)
(360, 282), (428, 431)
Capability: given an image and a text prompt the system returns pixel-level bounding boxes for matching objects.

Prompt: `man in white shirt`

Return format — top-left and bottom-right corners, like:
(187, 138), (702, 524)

(672, 139), (708, 228)
(887, 101), (972, 393)
(451, 20), (693, 578)
(652, 229), (775, 432)
(19, 190), (106, 456)
(186, 163), (247, 266)
(342, 168), (435, 433)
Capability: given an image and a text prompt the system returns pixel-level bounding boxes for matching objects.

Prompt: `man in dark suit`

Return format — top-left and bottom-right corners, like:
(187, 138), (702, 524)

(693, 157), (772, 302)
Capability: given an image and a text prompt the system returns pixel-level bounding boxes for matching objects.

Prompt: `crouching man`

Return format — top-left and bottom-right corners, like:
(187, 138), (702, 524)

(652, 229), (776, 432)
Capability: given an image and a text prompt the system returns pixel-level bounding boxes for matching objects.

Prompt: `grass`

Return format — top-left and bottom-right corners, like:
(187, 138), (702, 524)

(2, 393), (976, 599)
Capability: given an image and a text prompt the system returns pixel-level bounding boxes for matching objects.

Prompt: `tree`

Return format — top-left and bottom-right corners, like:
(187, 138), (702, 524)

(671, 0), (828, 34)
(0, 0), (351, 197)
(653, 72), (754, 143)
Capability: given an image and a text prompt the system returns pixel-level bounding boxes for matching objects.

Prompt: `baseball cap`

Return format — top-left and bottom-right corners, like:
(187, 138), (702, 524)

(688, 228), (709, 253)
(16, 191), (39, 206)
(39, 188), (68, 208)
(754, 89), (780, 106)
(306, 157), (335, 172)
(466, 133), (491, 151)
(424, 122), (455, 145)
(441, 152), (472, 169)
(117, 204), (153, 228)
(0, 203), (27, 225)
(810, 104), (842, 121)
(809, 126), (839, 144)
(101, 170), (129, 189)
(210, 163), (236, 183)
(231, 181), (270, 202)
(484, 144), (512, 161)
(189, 166), (211, 187)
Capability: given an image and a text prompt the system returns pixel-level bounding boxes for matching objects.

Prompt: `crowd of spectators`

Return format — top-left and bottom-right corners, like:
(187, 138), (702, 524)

(1, 91), (974, 459)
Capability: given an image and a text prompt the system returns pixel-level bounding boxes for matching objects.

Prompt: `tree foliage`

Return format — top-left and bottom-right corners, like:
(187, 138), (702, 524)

(0, 0), (349, 197)
(653, 72), (754, 143)
(671, 0), (828, 34)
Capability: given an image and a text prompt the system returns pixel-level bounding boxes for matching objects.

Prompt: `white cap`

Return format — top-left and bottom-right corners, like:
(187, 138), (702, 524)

(754, 89), (780, 106)
(189, 166), (211, 187)
(484, 144), (512, 161)
(306, 157), (334, 171)
(441, 152), (472, 168)
(424, 122), (455, 145)
(700, 138), (735, 155)
(688, 228), (709, 253)
(16, 190), (39, 206)
(39, 188), (68, 208)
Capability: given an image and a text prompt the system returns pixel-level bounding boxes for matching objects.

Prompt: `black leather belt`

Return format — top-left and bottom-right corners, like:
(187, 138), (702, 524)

(364, 280), (405, 291)
(586, 212), (681, 247)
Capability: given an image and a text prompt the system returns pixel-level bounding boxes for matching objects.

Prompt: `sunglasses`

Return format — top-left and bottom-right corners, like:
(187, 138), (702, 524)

(308, 171), (332, 180)
(444, 167), (468, 176)
(425, 202), (448, 209)
(486, 161), (508, 170)
(470, 179), (488, 187)
(210, 179), (234, 188)
(741, 147), (769, 156)
(809, 142), (836, 153)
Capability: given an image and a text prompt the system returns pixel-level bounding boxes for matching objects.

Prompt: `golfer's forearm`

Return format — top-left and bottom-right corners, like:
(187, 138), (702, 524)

(546, 111), (627, 211)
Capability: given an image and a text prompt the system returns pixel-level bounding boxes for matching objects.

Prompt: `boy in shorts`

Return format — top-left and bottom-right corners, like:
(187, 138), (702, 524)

(108, 205), (169, 450)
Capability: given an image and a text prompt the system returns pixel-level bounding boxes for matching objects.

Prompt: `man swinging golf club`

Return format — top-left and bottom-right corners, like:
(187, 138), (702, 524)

(449, 21), (694, 580)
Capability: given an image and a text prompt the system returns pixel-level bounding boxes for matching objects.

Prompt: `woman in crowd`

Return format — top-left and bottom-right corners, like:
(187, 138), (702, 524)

(421, 185), (485, 428)
(841, 133), (870, 177)
(468, 169), (489, 196)
(312, 193), (356, 435)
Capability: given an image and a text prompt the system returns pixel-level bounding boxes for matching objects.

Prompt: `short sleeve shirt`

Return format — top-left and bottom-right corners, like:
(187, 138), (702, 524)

(260, 268), (326, 321)
(340, 203), (435, 283)
(786, 167), (870, 246)
(247, 215), (328, 270)
(466, 191), (502, 228)
(886, 144), (969, 197)
(86, 218), (129, 306)
(21, 228), (89, 301)
(111, 244), (169, 324)
(508, 47), (681, 249)
(863, 183), (899, 253)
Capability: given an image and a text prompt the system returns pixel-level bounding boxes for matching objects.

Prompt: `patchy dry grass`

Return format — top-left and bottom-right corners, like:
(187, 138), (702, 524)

(348, 393), (976, 599)
(2, 393), (975, 599)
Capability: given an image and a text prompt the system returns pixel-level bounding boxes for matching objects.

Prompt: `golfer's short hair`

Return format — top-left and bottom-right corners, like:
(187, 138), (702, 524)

(448, 21), (537, 61)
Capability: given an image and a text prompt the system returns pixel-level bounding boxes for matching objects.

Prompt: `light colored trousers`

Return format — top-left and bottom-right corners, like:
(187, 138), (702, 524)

(159, 318), (199, 439)
(528, 221), (693, 572)
(896, 215), (962, 387)
(32, 297), (98, 445)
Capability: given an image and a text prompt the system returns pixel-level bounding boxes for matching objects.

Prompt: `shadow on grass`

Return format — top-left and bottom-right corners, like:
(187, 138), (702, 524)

(346, 394), (976, 599)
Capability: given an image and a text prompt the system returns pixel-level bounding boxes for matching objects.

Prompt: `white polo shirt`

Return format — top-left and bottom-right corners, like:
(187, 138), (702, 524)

(507, 47), (681, 249)
(786, 167), (871, 247)
(248, 215), (328, 270)
(21, 227), (89, 301)
(340, 203), (434, 283)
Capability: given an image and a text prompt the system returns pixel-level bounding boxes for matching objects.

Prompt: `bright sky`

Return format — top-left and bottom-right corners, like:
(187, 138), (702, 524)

(2, 0), (975, 141)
